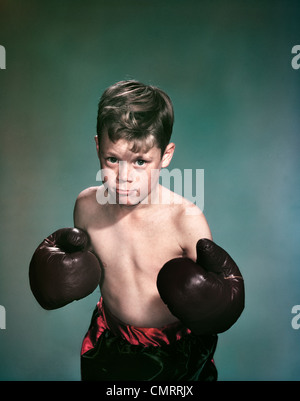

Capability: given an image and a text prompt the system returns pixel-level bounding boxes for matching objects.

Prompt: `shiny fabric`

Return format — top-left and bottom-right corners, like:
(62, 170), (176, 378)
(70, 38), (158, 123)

(81, 298), (218, 381)
(81, 298), (192, 352)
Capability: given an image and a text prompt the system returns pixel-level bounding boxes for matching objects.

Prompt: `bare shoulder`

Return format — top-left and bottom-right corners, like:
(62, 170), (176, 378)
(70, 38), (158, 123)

(163, 188), (212, 260)
(75, 186), (99, 209)
(175, 198), (211, 235)
(73, 186), (99, 229)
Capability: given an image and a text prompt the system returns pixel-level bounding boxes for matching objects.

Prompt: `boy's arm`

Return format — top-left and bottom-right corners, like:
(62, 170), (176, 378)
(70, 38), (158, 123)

(73, 188), (93, 230)
(157, 204), (244, 335)
(176, 204), (212, 261)
(73, 197), (85, 230)
(29, 189), (101, 310)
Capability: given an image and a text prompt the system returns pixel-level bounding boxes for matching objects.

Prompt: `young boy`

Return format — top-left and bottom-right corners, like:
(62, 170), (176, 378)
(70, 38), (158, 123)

(74, 80), (217, 380)
(29, 80), (244, 381)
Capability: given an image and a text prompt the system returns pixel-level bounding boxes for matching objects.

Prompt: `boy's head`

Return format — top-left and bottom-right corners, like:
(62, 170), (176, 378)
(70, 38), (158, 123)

(96, 80), (174, 156)
(95, 80), (175, 206)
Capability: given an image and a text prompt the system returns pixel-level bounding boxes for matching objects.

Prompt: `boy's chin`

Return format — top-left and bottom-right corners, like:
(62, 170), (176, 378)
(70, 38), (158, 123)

(105, 187), (150, 206)
(116, 194), (144, 206)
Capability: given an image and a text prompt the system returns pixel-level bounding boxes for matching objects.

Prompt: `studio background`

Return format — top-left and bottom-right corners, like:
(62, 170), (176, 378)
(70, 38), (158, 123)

(0, 0), (299, 380)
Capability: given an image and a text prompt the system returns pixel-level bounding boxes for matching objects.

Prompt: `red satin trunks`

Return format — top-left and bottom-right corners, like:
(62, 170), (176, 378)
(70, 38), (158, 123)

(81, 297), (218, 381)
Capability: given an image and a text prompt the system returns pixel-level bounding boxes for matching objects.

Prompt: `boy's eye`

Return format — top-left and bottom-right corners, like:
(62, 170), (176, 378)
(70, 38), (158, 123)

(107, 157), (118, 164)
(135, 159), (146, 166)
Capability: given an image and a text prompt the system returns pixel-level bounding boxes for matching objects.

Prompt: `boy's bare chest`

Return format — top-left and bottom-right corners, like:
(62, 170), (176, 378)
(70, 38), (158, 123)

(88, 213), (182, 273)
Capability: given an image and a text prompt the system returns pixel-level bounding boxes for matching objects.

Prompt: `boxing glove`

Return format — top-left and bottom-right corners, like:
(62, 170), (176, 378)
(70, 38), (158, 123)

(29, 227), (101, 310)
(157, 238), (244, 335)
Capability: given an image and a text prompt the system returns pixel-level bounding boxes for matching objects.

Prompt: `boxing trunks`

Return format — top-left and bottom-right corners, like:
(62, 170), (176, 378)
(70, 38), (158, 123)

(81, 298), (218, 381)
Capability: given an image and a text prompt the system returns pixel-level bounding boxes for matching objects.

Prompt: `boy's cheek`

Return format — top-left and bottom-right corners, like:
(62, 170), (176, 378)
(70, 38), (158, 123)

(100, 168), (117, 186)
(98, 167), (159, 192)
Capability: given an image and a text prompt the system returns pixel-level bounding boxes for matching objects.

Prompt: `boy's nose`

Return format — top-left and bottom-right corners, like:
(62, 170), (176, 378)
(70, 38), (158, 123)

(117, 161), (134, 183)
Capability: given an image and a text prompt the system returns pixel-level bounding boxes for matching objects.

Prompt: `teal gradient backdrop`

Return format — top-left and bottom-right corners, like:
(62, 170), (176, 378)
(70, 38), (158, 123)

(0, 0), (299, 380)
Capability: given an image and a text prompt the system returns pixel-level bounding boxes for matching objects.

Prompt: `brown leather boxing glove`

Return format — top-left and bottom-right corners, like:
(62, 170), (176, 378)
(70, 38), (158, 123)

(157, 238), (245, 335)
(29, 228), (101, 310)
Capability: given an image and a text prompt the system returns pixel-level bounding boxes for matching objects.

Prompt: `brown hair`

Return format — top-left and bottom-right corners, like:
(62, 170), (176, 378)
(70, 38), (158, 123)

(96, 80), (174, 155)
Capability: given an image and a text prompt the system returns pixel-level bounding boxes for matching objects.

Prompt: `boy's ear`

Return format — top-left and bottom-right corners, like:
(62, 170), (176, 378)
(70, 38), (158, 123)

(161, 142), (175, 168)
(94, 135), (100, 157)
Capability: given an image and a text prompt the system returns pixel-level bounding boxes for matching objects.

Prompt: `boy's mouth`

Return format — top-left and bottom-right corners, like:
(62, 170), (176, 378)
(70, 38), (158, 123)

(115, 187), (137, 195)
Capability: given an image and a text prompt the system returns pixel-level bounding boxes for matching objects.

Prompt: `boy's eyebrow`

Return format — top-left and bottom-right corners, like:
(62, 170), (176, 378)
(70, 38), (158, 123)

(133, 154), (153, 161)
(100, 149), (153, 161)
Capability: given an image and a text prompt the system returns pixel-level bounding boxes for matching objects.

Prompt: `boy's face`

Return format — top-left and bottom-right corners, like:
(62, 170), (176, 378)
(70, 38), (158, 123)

(96, 132), (175, 206)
